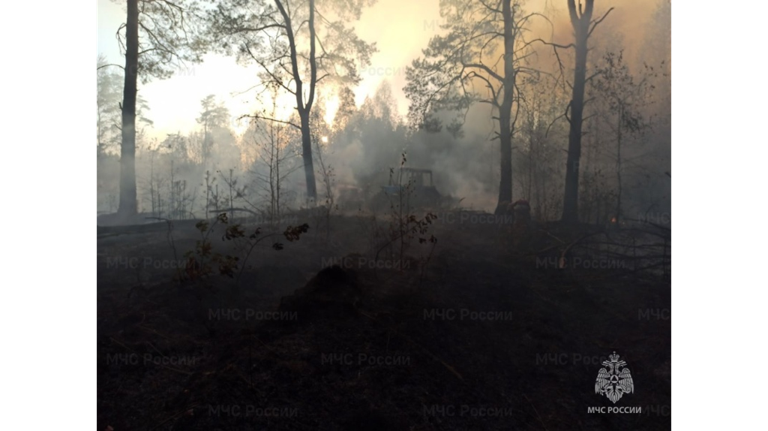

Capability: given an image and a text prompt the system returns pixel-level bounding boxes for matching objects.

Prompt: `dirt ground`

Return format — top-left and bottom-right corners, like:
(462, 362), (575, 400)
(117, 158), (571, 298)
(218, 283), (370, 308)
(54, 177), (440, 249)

(97, 211), (671, 430)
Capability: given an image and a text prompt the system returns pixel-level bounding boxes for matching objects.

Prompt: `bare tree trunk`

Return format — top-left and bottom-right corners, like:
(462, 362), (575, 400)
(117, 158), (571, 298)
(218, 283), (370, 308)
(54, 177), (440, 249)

(269, 125), (276, 225)
(560, 0), (594, 223)
(497, 113), (513, 213)
(118, 0), (139, 218)
(275, 129), (281, 225)
(560, 1), (613, 223)
(169, 160), (175, 220)
(228, 168), (235, 221)
(527, 114), (533, 201)
(494, 0), (517, 215)
(299, 111), (317, 203)
(584, 114), (596, 223)
(149, 152), (156, 216)
(275, 0), (318, 203)
(97, 109), (104, 146)
(615, 104), (623, 223)
(561, 0), (616, 225)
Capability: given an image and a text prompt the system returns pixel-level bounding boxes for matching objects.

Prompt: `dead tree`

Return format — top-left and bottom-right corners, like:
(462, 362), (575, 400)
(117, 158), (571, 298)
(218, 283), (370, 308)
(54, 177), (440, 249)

(539, 0), (613, 223)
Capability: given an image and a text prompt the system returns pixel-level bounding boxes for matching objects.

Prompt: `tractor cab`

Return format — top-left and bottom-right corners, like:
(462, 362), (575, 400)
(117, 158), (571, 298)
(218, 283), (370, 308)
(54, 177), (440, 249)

(373, 167), (444, 210)
(396, 167), (433, 188)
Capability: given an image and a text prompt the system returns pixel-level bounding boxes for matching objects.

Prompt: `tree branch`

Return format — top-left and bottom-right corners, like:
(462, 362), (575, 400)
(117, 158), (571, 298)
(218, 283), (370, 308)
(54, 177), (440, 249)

(585, 71), (602, 83)
(274, 0), (305, 112)
(243, 43), (296, 95)
(529, 38), (575, 50)
(588, 7), (614, 38)
(462, 62), (504, 83)
(306, 0), (317, 111)
(98, 63), (125, 71)
(239, 113), (301, 131)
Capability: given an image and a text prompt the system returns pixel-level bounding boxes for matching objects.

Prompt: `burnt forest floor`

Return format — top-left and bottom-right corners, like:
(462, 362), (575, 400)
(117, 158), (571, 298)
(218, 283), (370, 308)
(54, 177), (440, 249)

(97, 211), (671, 431)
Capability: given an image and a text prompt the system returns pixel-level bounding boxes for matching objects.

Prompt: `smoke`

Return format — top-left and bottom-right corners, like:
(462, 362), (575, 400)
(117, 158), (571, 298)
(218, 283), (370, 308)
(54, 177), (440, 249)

(97, 0), (670, 220)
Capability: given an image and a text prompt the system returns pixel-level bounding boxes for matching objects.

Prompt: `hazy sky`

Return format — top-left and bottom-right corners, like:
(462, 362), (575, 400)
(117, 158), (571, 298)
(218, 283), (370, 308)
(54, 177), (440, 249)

(97, 0), (657, 139)
(97, 0), (443, 138)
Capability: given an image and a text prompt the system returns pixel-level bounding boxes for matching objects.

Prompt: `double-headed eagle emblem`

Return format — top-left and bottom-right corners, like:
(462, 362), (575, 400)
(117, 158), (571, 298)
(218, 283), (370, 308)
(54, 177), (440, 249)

(595, 351), (634, 403)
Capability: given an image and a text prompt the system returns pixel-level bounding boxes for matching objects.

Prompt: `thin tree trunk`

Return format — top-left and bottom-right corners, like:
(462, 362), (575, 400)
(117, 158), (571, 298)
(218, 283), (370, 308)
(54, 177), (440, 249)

(275, 0), (318, 203)
(561, 0), (594, 223)
(269, 123), (276, 225)
(497, 114), (513, 212)
(527, 116), (533, 200)
(276, 127), (281, 225)
(118, 0), (139, 218)
(615, 104), (623, 223)
(300, 112), (317, 203)
(494, 0), (516, 215)
(170, 160), (175, 220)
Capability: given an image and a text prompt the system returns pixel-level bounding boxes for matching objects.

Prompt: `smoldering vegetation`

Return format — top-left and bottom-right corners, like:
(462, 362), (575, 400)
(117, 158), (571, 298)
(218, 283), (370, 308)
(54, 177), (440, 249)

(98, 1), (671, 430)
(98, 1), (670, 223)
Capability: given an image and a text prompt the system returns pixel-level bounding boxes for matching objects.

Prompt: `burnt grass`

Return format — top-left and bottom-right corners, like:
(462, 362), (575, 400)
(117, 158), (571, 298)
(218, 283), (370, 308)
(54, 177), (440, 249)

(97, 213), (671, 430)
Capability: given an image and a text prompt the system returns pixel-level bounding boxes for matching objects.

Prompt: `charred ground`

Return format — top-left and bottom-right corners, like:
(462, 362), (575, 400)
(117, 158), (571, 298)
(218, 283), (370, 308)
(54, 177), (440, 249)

(97, 211), (670, 430)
